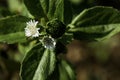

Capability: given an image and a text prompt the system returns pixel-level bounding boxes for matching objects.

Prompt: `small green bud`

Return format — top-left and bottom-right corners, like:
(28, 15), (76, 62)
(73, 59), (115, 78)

(46, 19), (66, 38)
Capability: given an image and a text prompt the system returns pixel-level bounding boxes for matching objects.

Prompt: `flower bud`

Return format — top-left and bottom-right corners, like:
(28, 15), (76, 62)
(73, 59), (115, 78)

(46, 19), (66, 38)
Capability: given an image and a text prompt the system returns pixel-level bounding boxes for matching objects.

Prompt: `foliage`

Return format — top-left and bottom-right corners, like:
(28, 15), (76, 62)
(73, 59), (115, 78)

(0, 0), (120, 80)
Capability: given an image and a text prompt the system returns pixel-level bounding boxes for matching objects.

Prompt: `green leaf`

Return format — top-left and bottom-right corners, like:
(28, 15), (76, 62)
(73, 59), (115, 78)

(24, 0), (73, 24)
(0, 15), (30, 44)
(68, 6), (120, 41)
(20, 43), (56, 80)
(46, 62), (59, 80)
(43, 0), (72, 24)
(59, 59), (76, 80)
(24, 0), (46, 19)
(0, 32), (26, 44)
(53, 0), (73, 24)
(47, 59), (76, 80)
(41, 0), (73, 24)
(49, 50), (56, 74)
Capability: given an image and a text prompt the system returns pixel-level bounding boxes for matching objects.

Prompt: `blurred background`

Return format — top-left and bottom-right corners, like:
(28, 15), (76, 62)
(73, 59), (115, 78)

(1, 0), (120, 80)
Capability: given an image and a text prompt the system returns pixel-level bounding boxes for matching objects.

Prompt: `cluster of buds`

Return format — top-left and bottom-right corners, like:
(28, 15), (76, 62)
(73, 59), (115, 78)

(24, 20), (56, 49)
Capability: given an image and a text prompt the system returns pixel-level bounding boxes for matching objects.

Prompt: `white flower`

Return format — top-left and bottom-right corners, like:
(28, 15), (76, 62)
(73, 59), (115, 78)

(25, 20), (40, 37)
(41, 36), (56, 49)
